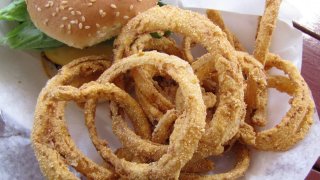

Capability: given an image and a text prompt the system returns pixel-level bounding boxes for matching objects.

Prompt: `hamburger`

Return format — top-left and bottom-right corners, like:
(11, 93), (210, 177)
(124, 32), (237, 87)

(0, 0), (161, 73)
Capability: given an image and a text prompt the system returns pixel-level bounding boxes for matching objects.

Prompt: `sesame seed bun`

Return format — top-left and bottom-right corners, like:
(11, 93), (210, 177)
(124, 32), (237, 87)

(26, 0), (158, 49)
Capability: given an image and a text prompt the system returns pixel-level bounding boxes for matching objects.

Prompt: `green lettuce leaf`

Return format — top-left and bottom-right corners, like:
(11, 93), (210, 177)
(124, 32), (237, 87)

(158, 1), (166, 7)
(0, 21), (63, 50)
(0, 0), (28, 22)
(150, 30), (172, 39)
(0, 0), (64, 50)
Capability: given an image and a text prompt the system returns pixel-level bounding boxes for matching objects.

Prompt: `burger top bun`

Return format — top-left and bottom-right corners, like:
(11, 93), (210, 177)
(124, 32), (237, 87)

(26, 0), (158, 49)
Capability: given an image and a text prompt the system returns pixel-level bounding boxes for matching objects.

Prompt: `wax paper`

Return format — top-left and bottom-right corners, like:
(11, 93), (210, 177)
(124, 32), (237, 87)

(0, 0), (319, 179)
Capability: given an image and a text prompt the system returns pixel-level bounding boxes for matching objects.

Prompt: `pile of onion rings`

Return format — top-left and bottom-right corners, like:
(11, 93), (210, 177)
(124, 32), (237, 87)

(32, 3), (315, 179)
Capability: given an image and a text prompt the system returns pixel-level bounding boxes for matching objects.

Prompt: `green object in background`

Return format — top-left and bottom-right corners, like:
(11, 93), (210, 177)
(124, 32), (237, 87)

(0, 0), (64, 50)
(0, 21), (63, 50)
(158, 1), (166, 7)
(0, 0), (28, 22)
(150, 30), (172, 39)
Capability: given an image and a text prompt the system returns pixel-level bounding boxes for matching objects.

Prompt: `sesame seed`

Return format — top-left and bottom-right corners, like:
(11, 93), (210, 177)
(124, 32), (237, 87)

(129, 5), (134, 10)
(90, 0), (96, 2)
(116, 11), (120, 17)
(61, 1), (68, 5)
(62, 17), (68, 20)
(99, 9), (106, 17)
(44, 19), (49, 25)
(37, 7), (42, 12)
(48, 1), (54, 7)
(79, 23), (83, 29)
(70, 20), (78, 24)
(60, 24), (65, 28)
(96, 23), (100, 28)
(123, 16), (129, 19)
(67, 24), (71, 30)
(110, 4), (117, 9)
(138, 0), (142, 2)
(45, 4), (50, 8)
(81, 16), (86, 22)
(71, 11), (75, 15)
(68, 7), (73, 11)
(97, 30), (106, 37)
(88, 2), (93, 6)
(76, 11), (81, 15)
(85, 26), (91, 29)
(52, 12), (56, 16)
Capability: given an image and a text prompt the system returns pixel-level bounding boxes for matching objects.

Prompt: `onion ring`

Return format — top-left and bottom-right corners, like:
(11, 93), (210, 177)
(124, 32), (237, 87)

(113, 148), (215, 174)
(206, 10), (246, 51)
(114, 5), (238, 63)
(190, 53), (245, 159)
(113, 6), (244, 157)
(204, 6), (270, 127)
(95, 51), (206, 179)
(121, 33), (183, 117)
(151, 109), (178, 144)
(182, 158), (215, 174)
(128, 53), (244, 163)
(182, 37), (196, 63)
(129, 35), (183, 121)
(240, 54), (314, 151)
(131, 65), (175, 112)
(135, 86), (164, 125)
(180, 144), (250, 180)
(113, 7), (246, 148)
(249, 0), (282, 128)
(205, 8), (269, 127)
(36, 51), (206, 179)
(178, 7), (268, 128)
(129, 33), (184, 58)
(115, 147), (149, 163)
(253, 0), (282, 65)
(32, 56), (117, 179)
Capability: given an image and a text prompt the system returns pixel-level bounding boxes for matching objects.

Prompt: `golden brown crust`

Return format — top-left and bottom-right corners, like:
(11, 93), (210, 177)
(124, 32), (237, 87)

(239, 54), (315, 151)
(114, 5), (245, 160)
(253, 0), (281, 64)
(32, 56), (116, 179)
(31, 4), (316, 179)
(26, 0), (158, 48)
(114, 5), (238, 62)
(151, 109), (177, 144)
(206, 9), (246, 51)
(180, 144), (250, 180)
(97, 51), (206, 179)
(32, 51), (207, 179)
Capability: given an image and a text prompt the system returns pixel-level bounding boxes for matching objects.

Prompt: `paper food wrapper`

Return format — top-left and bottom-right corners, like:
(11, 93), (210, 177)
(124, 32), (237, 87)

(0, 0), (319, 179)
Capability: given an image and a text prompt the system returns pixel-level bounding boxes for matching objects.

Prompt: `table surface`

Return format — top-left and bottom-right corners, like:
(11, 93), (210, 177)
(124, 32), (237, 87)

(292, 0), (320, 179)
